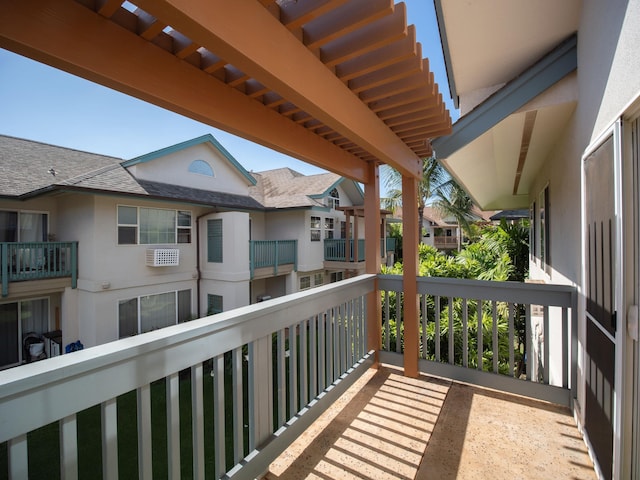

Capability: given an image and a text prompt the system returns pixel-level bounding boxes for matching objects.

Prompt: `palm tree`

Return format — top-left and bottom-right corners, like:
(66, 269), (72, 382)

(381, 157), (447, 243)
(433, 180), (475, 250)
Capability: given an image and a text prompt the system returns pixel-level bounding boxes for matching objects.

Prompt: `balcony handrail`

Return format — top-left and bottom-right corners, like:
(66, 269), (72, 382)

(1, 241), (78, 296)
(0, 274), (375, 479)
(378, 275), (577, 407)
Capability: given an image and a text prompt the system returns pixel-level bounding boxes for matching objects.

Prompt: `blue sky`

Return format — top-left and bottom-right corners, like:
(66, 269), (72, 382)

(0, 0), (457, 183)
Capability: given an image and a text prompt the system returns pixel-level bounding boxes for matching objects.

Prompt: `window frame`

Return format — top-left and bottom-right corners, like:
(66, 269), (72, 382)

(327, 188), (340, 209)
(324, 217), (334, 239)
(116, 204), (193, 246)
(539, 185), (550, 273)
(0, 210), (49, 242)
(207, 218), (223, 263)
(118, 289), (191, 338)
(299, 276), (311, 290)
(0, 297), (50, 368)
(207, 294), (223, 315)
(310, 216), (321, 242)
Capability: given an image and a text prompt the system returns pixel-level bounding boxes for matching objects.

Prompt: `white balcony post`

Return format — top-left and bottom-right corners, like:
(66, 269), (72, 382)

(249, 335), (273, 449)
(365, 162), (382, 363)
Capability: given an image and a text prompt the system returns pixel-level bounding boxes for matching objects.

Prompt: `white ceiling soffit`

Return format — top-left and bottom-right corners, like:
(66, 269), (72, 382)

(440, 97), (577, 210)
(434, 0), (581, 108)
(432, 0), (580, 210)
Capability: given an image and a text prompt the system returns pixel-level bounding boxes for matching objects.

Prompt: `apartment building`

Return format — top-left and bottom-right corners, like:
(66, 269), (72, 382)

(0, 133), (383, 369)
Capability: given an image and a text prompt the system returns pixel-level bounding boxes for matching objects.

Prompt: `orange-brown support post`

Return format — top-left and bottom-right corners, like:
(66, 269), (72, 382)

(365, 163), (382, 366)
(402, 175), (419, 377)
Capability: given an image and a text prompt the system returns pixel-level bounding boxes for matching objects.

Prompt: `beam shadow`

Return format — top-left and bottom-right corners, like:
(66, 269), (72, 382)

(265, 366), (450, 480)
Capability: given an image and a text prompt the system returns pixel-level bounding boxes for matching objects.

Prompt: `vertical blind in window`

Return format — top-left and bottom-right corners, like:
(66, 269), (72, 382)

(118, 206), (192, 245)
(207, 219), (223, 262)
(140, 208), (176, 244)
(207, 294), (223, 315)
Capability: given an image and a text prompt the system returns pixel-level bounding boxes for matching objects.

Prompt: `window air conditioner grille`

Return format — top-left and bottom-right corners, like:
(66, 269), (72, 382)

(146, 248), (179, 267)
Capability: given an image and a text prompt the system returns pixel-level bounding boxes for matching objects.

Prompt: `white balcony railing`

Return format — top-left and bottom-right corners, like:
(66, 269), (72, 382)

(0, 275), (375, 479)
(0, 274), (578, 478)
(379, 275), (577, 406)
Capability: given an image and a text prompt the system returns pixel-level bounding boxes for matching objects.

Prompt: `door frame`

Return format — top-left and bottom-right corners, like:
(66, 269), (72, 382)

(622, 110), (640, 480)
(581, 119), (624, 480)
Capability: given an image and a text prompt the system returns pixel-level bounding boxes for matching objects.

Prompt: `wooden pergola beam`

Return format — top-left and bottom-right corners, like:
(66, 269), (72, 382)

(0, 0), (371, 183)
(133, 0), (422, 178)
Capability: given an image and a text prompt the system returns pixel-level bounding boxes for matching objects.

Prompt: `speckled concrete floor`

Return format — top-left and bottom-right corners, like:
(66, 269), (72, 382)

(264, 365), (595, 480)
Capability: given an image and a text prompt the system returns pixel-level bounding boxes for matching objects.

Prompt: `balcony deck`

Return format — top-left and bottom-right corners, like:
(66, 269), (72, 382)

(265, 365), (595, 480)
(0, 274), (595, 479)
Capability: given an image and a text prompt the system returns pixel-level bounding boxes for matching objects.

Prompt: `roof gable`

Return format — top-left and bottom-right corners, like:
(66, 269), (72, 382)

(122, 134), (256, 186)
(250, 168), (363, 209)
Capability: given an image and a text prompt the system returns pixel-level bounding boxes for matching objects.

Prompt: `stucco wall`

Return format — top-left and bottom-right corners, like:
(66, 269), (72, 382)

(76, 279), (197, 346)
(199, 278), (249, 315)
(199, 211), (251, 282)
(579, 0), (640, 148)
(527, 0), (640, 405)
(57, 193), (206, 346)
(127, 142), (253, 196)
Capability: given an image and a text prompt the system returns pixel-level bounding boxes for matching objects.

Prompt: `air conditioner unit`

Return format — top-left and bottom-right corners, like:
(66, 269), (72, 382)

(146, 248), (180, 267)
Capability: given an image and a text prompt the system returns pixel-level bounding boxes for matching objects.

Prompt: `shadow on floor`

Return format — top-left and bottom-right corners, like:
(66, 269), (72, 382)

(265, 366), (596, 480)
(266, 366), (451, 480)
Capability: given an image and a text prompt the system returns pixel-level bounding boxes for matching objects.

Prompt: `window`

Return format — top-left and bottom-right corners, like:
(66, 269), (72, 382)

(324, 218), (334, 239)
(118, 206), (191, 245)
(327, 188), (340, 209)
(310, 216), (321, 242)
(177, 211), (192, 243)
(314, 272), (324, 286)
(0, 211), (48, 242)
(330, 271), (343, 283)
(530, 202), (536, 259)
(188, 159), (214, 177)
(299, 276), (311, 290)
(117, 206), (137, 244)
(207, 294), (223, 315)
(530, 188), (550, 272)
(0, 298), (49, 368)
(539, 186), (550, 271)
(118, 289), (191, 338)
(207, 219), (223, 262)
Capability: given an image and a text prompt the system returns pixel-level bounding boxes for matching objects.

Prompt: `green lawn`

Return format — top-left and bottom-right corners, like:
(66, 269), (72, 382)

(0, 359), (251, 480)
(0, 332), (326, 479)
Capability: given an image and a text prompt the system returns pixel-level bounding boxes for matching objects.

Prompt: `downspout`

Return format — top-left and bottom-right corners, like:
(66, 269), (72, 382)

(196, 209), (218, 318)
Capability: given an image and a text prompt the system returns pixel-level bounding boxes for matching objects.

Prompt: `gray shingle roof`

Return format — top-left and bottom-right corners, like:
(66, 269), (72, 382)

(137, 180), (263, 210)
(0, 135), (133, 197)
(250, 167), (340, 209)
(1, 135), (339, 212)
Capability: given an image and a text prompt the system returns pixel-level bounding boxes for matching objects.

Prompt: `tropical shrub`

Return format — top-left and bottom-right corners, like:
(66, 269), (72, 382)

(381, 220), (529, 376)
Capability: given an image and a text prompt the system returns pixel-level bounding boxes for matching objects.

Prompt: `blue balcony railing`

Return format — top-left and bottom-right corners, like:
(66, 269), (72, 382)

(1, 242), (78, 296)
(250, 240), (297, 278)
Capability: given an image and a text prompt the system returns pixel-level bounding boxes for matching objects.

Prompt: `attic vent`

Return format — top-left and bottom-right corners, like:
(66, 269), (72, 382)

(146, 248), (179, 267)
